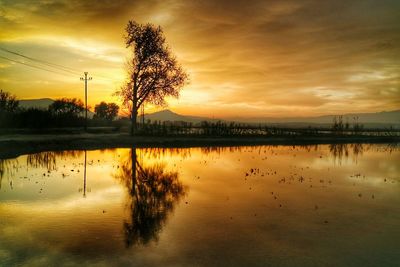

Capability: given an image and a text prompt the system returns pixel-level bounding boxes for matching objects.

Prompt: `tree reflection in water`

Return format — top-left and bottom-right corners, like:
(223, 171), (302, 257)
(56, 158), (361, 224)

(26, 150), (83, 171)
(114, 148), (187, 247)
(0, 158), (18, 189)
(329, 143), (366, 164)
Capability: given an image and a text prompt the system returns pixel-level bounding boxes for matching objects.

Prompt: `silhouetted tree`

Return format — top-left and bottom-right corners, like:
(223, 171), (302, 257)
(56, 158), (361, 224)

(352, 116), (364, 134)
(49, 98), (84, 117)
(94, 102), (119, 121)
(0, 90), (19, 113)
(332, 115), (344, 134)
(0, 90), (19, 127)
(116, 20), (188, 135)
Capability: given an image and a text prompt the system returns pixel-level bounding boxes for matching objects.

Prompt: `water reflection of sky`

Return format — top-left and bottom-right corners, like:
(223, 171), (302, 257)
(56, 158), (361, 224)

(0, 144), (399, 267)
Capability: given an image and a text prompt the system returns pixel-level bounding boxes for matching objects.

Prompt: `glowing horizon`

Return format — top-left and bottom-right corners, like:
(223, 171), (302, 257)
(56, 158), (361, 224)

(0, 0), (399, 118)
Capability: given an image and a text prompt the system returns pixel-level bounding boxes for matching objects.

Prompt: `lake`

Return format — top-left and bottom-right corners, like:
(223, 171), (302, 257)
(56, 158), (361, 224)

(0, 144), (399, 267)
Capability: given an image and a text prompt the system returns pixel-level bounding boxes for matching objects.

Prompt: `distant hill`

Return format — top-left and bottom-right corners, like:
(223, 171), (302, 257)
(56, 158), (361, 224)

(231, 110), (400, 125)
(19, 98), (95, 118)
(19, 98), (54, 109)
(141, 109), (400, 128)
(139, 109), (219, 124)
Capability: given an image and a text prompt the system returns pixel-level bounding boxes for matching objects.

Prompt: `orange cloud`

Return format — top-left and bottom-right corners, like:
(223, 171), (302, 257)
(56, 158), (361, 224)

(0, 0), (399, 117)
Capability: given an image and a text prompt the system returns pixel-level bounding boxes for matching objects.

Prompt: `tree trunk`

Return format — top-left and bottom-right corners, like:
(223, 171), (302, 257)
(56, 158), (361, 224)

(131, 79), (138, 136)
(131, 107), (138, 136)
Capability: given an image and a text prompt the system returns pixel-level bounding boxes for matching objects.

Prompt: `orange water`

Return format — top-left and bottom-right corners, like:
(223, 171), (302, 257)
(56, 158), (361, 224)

(0, 144), (399, 266)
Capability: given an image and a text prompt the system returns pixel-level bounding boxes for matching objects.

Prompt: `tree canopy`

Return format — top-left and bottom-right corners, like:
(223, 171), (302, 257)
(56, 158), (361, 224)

(49, 98), (84, 117)
(94, 102), (119, 121)
(0, 90), (19, 114)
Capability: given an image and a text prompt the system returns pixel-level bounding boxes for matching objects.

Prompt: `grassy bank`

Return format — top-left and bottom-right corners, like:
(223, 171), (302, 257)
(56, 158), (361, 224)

(0, 133), (398, 159)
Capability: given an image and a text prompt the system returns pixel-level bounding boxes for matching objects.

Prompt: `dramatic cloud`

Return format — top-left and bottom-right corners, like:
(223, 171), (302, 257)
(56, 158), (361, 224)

(0, 0), (399, 117)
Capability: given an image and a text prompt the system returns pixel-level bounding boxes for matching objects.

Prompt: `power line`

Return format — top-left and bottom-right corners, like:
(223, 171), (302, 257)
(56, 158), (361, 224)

(0, 47), (82, 75)
(0, 47), (123, 83)
(0, 55), (76, 77)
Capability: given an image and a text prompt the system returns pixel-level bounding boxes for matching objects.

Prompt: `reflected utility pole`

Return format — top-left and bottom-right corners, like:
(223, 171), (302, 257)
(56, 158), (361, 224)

(83, 150), (87, 198)
(80, 72), (92, 131)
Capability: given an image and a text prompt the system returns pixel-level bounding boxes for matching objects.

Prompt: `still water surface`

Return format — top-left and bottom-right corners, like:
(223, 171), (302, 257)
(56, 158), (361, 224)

(0, 144), (399, 267)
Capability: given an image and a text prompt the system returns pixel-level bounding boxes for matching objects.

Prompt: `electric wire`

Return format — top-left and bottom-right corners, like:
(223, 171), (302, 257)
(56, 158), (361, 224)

(0, 55), (76, 77)
(0, 47), (123, 82)
(0, 47), (81, 75)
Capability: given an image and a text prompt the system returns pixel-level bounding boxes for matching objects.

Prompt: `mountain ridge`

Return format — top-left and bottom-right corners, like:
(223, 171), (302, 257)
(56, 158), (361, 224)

(142, 109), (400, 128)
(19, 98), (54, 109)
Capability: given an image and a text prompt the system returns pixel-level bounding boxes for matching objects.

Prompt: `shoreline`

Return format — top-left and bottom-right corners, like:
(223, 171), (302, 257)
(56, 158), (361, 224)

(0, 133), (398, 159)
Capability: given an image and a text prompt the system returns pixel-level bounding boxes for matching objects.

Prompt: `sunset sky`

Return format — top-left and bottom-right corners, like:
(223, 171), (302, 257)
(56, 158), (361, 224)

(0, 0), (399, 118)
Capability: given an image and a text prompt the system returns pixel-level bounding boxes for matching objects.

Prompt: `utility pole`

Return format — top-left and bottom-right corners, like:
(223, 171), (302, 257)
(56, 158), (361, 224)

(80, 72), (92, 131)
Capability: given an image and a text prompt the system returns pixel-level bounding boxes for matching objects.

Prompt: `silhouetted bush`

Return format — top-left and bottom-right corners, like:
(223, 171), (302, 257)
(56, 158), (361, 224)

(94, 102), (119, 121)
(14, 108), (53, 128)
(1, 96), (86, 128)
